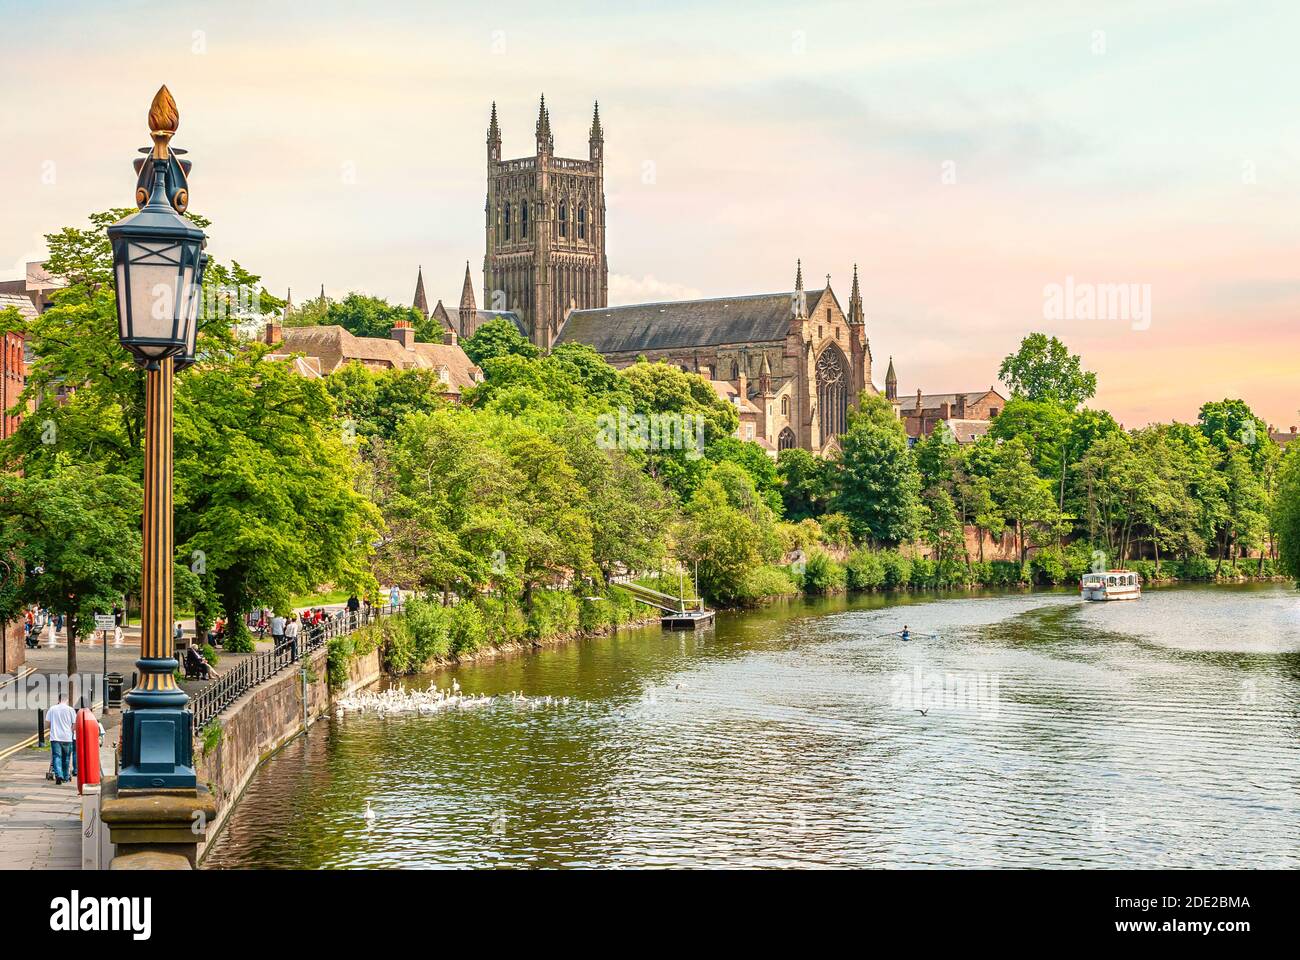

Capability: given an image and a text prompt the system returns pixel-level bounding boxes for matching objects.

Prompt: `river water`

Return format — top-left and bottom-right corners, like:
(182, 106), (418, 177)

(204, 583), (1299, 869)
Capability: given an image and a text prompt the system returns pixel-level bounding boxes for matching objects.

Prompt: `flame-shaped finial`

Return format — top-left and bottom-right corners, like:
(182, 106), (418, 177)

(148, 85), (179, 159)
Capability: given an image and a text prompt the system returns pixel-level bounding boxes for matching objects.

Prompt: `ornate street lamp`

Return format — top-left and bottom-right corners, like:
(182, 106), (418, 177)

(109, 85), (205, 789)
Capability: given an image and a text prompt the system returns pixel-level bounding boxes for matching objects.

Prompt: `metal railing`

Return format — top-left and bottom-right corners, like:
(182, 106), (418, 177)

(189, 605), (395, 730)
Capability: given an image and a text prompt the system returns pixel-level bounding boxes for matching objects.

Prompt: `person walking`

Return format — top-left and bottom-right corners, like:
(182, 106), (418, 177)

(46, 693), (77, 786)
(285, 613), (301, 660)
(270, 612), (286, 648)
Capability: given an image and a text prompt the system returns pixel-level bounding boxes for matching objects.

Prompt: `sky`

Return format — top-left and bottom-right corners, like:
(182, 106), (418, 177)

(1, 0), (1296, 428)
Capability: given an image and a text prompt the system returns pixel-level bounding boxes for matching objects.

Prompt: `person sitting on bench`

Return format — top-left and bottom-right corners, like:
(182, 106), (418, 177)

(184, 644), (211, 681)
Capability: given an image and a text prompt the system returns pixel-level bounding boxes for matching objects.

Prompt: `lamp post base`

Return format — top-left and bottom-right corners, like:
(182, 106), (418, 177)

(118, 707), (197, 790)
(100, 776), (216, 870)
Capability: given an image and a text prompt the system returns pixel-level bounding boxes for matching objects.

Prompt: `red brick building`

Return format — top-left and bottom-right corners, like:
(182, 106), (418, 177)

(0, 292), (37, 440)
(885, 366), (1007, 444)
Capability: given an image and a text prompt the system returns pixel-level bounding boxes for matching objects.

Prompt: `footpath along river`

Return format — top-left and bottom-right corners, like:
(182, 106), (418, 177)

(205, 583), (1299, 868)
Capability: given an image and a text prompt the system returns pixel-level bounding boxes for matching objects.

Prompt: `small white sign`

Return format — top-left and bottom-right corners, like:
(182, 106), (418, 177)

(94, 614), (116, 632)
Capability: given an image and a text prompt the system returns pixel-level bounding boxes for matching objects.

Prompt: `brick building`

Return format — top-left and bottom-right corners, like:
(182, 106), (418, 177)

(263, 319), (483, 399)
(0, 292), (38, 440)
(885, 368), (1006, 444)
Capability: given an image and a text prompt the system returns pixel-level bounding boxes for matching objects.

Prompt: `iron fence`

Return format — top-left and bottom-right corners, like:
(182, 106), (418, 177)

(190, 604), (395, 730)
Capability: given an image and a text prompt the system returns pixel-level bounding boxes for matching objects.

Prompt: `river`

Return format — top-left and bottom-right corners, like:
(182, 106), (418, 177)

(204, 583), (1300, 868)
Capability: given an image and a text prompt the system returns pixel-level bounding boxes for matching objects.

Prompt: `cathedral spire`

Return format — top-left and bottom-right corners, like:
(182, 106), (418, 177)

(283, 287), (293, 321)
(792, 259), (806, 319)
(460, 261), (476, 310)
(413, 266), (429, 320)
(848, 263), (865, 324)
(458, 261), (477, 336)
(487, 101), (501, 161)
(885, 356), (897, 400)
(589, 100), (603, 162)
(535, 94), (553, 153)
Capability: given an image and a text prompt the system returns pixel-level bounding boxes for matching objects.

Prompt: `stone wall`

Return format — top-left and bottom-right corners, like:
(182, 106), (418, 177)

(194, 644), (381, 862)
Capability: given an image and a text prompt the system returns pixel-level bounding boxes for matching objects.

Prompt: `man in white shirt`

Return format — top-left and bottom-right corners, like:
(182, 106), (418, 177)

(270, 613), (286, 647)
(46, 693), (77, 785)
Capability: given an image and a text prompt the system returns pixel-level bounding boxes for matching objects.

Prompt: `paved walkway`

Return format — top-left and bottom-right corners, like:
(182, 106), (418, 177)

(0, 721), (118, 869)
(0, 603), (353, 869)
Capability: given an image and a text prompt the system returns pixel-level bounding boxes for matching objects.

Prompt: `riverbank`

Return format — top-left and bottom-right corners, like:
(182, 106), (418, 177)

(204, 581), (1300, 869)
(194, 639), (382, 862)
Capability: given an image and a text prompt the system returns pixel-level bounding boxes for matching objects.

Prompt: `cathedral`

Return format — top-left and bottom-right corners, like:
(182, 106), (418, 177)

(424, 97), (879, 455)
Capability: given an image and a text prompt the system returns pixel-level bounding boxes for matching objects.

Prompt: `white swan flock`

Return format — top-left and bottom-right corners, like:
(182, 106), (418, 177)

(336, 683), (573, 718)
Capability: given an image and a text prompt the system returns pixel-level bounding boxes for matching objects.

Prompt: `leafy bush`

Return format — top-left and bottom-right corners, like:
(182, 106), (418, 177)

(199, 643), (219, 666)
(880, 551), (912, 589)
(1174, 556), (1215, 580)
(526, 590), (580, 641)
(800, 549), (846, 595)
(909, 555), (935, 587)
(1029, 548), (1066, 585)
(845, 548), (886, 590)
(327, 634), (355, 688)
(449, 600), (486, 655)
(223, 620), (256, 653)
(734, 565), (798, 606)
(479, 595), (526, 647)
(404, 596), (452, 663)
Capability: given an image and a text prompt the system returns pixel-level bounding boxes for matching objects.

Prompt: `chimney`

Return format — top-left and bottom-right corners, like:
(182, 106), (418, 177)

(265, 320), (282, 346)
(941, 401), (951, 420)
(443, 325), (458, 347)
(391, 319), (415, 351)
(1291, 426), (1298, 438)
(956, 393), (967, 418)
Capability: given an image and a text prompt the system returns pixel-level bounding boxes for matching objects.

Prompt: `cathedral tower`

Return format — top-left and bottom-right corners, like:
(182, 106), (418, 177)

(484, 96), (609, 350)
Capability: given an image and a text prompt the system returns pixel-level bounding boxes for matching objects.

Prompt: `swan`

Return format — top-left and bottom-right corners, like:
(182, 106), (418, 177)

(363, 801), (376, 822)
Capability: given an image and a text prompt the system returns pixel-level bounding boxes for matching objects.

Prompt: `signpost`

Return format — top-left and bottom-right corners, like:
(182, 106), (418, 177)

(94, 614), (114, 712)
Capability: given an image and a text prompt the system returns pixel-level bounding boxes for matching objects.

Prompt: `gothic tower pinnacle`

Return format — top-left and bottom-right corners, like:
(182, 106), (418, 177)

(848, 263), (864, 324)
(535, 94), (553, 154)
(412, 266), (429, 320)
(459, 261), (477, 336)
(487, 101), (501, 162)
(589, 101), (603, 162)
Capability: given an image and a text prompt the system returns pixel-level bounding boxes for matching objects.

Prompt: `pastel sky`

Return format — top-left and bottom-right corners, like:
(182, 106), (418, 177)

(2, 0), (1296, 428)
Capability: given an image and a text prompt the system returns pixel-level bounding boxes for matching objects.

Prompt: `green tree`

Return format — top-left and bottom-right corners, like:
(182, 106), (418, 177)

(0, 467), (141, 676)
(461, 317), (539, 365)
(287, 291), (430, 342)
(1275, 446), (1300, 583)
(174, 349), (383, 647)
(834, 394), (919, 546)
(776, 448), (833, 521)
(919, 486), (963, 569)
(992, 437), (1060, 563)
(998, 332), (1097, 409)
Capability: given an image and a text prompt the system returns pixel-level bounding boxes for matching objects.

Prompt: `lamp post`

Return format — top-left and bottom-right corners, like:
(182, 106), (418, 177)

(107, 85), (206, 790)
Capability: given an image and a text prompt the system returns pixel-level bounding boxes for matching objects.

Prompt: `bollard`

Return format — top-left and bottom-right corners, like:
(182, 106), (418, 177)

(37, 707), (45, 747)
(82, 783), (103, 870)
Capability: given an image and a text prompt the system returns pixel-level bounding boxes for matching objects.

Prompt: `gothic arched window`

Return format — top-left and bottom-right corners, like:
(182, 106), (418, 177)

(521, 202), (528, 239)
(578, 205), (586, 239)
(559, 200), (568, 238)
(503, 204), (511, 242)
(816, 343), (849, 441)
(778, 427), (797, 451)
(781, 396), (790, 416)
